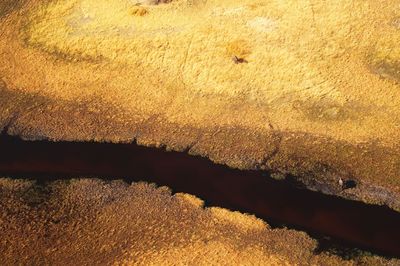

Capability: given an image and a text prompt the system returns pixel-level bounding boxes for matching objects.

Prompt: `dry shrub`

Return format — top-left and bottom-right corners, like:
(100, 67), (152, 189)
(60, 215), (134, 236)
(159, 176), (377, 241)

(130, 6), (149, 16)
(225, 39), (252, 59)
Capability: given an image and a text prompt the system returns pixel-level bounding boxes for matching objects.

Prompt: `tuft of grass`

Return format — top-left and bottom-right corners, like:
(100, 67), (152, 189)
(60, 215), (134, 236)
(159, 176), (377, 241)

(129, 6), (149, 17)
(225, 39), (251, 59)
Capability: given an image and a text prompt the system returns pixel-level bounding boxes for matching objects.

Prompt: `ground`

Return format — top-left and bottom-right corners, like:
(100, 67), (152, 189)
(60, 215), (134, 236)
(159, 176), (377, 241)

(1, 0), (400, 209)
(1, 0), (400, 263)
(0, 177), (398, 265)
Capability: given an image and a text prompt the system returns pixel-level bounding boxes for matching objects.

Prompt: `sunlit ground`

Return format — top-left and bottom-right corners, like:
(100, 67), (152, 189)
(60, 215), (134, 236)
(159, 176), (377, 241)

(1, 0), (400, 201)
(1, 2), (400, 263)
(5, 0), (397, 142)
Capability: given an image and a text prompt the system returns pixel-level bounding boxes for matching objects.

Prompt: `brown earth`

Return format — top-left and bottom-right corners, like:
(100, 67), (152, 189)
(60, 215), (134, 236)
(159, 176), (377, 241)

(1, 177), (399, 265)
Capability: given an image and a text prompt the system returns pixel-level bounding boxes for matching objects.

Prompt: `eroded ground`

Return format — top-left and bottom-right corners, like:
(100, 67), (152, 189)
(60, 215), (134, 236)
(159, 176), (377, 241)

(0, 0), (400, 213)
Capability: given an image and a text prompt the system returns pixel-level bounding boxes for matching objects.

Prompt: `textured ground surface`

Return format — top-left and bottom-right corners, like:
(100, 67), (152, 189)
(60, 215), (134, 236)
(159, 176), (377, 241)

(1, 177), (399, 265)
(2, 1), (400, 264)
(1, 0), (400, 209)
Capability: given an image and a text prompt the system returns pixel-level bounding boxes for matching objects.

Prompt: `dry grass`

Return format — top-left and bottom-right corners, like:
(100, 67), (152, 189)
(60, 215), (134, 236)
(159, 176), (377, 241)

(1, 0), (400, 208)
(129, 6), (149, 16)
(0, 177), (397, 265)
(225, 39), (252, 59)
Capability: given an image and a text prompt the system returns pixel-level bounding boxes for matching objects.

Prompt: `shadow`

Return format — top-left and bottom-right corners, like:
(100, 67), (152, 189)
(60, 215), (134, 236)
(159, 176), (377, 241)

(0, 133), (399, 258)
(0, 0), (25, 19)
(344, 180), (357, 190)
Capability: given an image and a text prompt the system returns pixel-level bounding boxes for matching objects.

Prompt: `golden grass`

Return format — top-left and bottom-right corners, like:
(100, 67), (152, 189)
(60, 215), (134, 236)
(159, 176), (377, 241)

(0, 177), (397, 265)
(1, 0), (400, 207)
(2, 0), (398, 141)
(225, 39), (252, 59)
(129, 6), (149, 16)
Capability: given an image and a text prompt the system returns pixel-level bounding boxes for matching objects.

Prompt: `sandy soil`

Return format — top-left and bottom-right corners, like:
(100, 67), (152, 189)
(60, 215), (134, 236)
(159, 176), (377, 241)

(1, 177), (398, 265)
